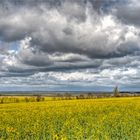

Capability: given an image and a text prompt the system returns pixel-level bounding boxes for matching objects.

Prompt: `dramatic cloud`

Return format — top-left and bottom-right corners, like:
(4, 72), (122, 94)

(0, 0), (140, 91)
(115, 0), (140, 26)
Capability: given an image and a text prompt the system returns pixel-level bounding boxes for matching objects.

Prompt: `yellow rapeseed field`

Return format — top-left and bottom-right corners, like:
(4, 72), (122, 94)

(0, 97), (140, 140)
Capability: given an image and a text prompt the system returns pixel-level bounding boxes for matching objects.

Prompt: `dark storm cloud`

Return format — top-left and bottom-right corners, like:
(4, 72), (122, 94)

(114, 0), (140, 27)
(3, 58), (102, 77)
(88, 0), (125, 13)
(117, 41), (140, 56)
(0, 0), (61, 7)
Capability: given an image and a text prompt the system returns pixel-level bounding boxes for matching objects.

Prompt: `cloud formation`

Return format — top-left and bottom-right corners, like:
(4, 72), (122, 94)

(0, 0), (140, 91)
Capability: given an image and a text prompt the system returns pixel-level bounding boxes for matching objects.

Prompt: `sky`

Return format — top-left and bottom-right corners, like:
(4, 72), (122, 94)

(0, 0), (140, 92)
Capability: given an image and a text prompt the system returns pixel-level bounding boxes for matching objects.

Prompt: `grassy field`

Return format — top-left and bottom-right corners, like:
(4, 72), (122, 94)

(0, 97), (140, 140)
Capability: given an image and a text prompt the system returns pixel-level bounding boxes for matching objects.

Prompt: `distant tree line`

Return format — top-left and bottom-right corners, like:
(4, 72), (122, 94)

(0, 95), (45, 104)
(0, 87), (139, 104)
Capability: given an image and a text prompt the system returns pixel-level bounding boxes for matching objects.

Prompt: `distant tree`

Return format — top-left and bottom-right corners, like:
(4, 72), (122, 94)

(76, 96), (79, 99)
(56, 93), (63, 97)
(79, 94), (85, 99)
(25, 97), (29, 102)
(56, 93), (63, 100)
(113, 86), (120, 97)
(64, 93), (72, 100)
(36, 95), (42, 102)
(0, 98), (4, 104)
(87, 92), (93, 98)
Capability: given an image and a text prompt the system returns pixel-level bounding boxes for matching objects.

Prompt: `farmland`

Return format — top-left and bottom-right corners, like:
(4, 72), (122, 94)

(0, 97), (140, 140)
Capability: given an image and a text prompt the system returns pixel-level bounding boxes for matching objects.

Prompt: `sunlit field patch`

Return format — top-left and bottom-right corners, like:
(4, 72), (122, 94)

(0, 97), (140, 140)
